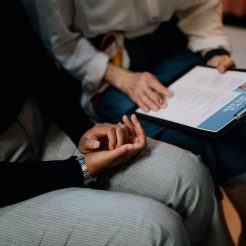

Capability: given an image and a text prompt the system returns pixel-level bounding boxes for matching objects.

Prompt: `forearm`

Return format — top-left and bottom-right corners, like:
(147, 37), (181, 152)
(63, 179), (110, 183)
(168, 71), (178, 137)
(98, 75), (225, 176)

(104, 63), (134, 93)
(0, 157), (83, 207)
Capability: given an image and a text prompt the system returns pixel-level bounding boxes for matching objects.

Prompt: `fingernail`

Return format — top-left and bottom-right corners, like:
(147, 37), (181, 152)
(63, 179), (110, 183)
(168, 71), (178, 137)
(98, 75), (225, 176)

(153, 106), (159, 111)
(162, 103), (167, 108)
(168, 91), (173, 97)
(88, 139), (100, 148)
(164, 91), (170, 97)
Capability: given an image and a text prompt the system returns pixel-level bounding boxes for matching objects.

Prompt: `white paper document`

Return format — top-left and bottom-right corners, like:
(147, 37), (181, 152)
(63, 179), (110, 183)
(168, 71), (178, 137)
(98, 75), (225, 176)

(136, 66), (246, 135)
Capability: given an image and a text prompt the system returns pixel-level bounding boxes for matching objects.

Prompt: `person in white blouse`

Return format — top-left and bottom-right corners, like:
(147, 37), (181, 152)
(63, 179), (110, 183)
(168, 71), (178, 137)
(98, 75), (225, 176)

(22, 1), (245, 244)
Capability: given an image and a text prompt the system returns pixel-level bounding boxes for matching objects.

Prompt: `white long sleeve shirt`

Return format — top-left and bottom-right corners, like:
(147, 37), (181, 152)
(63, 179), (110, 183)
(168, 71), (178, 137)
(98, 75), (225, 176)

(22, 0), (231, 116)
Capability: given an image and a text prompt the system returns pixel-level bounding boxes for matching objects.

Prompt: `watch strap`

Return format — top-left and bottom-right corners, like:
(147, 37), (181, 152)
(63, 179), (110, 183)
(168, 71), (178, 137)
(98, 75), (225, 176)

(76, 156), (97, 186)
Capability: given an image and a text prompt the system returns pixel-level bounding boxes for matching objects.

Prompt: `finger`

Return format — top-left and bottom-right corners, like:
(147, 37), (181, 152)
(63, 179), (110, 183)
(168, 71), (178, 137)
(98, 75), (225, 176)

(122, 115), (136, 137)
(141, 93), (159, 111)
(116, 127), (125, 148)
(105, 144), (134, 165)
(85, 139), (100, 150)
(136, 98), (150, 112)
(120, 124), (129, 144)
(155, 91), (164, 106)
(84, 143), (134, 175)
(149, 77), (170, 96)
(149, 91), (168, 108)
(131, 114), (146, 145)
(131, 114), (145, 136)
(107, 127), (117, 150)
(122, 115), (134, 130)
(78, 137), (100, 153)
(155, 92), (168, 107)
(144, 88), (164, 107)
(218, 58), (235, 73)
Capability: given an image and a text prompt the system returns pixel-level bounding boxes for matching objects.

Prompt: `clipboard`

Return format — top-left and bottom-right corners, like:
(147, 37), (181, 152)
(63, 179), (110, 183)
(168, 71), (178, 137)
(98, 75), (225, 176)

(135, 65), (246, 139)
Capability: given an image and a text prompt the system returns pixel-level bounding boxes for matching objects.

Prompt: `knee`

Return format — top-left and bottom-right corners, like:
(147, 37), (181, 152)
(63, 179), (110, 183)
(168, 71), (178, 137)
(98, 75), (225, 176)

(177, 150), (214, 192)
(127, 199), (189, 245)
(173, 150), (217, 218)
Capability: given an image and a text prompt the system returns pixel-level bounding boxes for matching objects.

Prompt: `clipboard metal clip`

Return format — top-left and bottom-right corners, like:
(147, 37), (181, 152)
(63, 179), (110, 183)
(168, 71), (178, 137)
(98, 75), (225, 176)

(234, 105), (246, 120)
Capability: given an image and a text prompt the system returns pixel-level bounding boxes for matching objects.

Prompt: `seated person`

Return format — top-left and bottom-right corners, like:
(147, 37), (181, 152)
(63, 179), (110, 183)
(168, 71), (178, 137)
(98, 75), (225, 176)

(21, 0), (246, 241)
(0, 1), (227, 245)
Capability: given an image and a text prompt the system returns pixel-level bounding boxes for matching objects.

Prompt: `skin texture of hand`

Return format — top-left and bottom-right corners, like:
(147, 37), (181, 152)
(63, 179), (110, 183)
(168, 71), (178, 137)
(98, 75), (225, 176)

(206, 55), (235, 73)
(84, 114), (146, 177)
(78, 123), (130, 154)
(104, 63), (170, 112)
(200, 49), (236, 73)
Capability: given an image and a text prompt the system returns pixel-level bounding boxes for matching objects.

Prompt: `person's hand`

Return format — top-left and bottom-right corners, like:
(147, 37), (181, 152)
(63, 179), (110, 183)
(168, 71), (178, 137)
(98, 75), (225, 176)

(78, 123), (130, 154)
(84, 114), (146, 177)
(207, 55), (235, 73)
(104, 63), (170, 112)
(200, 49), (236, 73)
(122, 114), (146, 148)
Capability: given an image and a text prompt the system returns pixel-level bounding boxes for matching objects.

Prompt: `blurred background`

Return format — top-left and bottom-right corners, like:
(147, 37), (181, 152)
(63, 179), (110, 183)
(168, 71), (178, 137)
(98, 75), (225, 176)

(222, 2), (246, 245)
(223, 0), (246, 68)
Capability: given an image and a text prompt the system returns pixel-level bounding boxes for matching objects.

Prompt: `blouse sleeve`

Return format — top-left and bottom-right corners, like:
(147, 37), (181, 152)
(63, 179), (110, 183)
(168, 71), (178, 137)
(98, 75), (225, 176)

(177, 0), (231, 53)
(26, 0), (109, 96)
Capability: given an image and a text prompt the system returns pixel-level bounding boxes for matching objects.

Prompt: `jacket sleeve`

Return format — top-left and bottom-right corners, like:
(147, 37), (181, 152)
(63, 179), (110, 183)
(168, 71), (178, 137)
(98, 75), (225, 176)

(177, 0), (231, 53)
(0, 157), (84, 207)
(22, 0), (109, 98)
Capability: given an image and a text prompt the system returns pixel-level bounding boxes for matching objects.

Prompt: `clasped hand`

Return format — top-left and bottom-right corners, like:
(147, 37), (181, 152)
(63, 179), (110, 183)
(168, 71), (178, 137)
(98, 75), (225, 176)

(78, 114), (146, 177)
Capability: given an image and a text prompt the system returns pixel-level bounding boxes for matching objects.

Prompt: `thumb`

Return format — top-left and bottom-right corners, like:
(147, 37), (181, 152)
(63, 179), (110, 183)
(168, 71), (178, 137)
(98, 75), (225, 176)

(79, 137), (100, 153)
(104, 144), (134, 164)
(84, 144), (134, 176)
(85, 139), (100, 149)
(218, 58), (235, 73)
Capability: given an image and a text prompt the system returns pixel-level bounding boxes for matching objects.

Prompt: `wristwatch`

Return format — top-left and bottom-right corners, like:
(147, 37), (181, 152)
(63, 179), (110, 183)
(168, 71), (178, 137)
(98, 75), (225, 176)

(76, 156), (97, 186)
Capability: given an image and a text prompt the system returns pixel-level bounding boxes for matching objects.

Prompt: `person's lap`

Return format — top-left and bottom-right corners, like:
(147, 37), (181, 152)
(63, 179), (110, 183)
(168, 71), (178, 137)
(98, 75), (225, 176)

(0, 187), (190, 246)
(95, 137), (224, 243)
(1, 123), (225, 245)
(0, 107), (192, 245)
(0, 113), (224, 245)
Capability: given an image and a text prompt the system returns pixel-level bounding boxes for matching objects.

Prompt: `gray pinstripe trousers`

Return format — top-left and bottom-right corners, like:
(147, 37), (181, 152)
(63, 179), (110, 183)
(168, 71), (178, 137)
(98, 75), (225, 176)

(0, 100), (226, 245)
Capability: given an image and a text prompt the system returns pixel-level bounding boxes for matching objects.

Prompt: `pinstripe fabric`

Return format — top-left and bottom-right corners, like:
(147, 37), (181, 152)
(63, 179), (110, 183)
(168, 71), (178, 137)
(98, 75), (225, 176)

(0, 188), (189, 246)
(0, 97), (49, 162)
(39, 122), (81, 161)
(0, 120), (33, 162)
(0, 119), (226, 245)
(96, 138), (226, 245)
